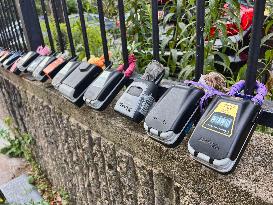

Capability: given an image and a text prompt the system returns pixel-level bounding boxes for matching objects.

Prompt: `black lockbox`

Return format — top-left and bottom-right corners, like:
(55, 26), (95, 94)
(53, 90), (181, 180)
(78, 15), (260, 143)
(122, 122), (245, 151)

(0, 51), (12, 65)
(114, 61), (165, 123)
(188, 96), (260, 173)
(2, 52), (22, 70)
(83, 0), (134, 111)
(83, 69), (128, 110)
(32, 55), (56, 81)
(144, 84), (204, 146)
(52, 60), (80, 89)
(27, 55), (48, 73)
(58, 62), (102, 104)
(17, 51), (39, 72)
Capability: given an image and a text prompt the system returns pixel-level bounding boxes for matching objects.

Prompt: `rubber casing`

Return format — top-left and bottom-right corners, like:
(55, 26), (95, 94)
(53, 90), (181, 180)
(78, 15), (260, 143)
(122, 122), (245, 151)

(114, 79), (159, 123)
(58, 62), (102, 104)
(52, 61), (80, 89)
(144, 84), (204, 146)
(17, 51), (39, 72)
(83, 69), (128, 111)
(188, 96), (260, 174)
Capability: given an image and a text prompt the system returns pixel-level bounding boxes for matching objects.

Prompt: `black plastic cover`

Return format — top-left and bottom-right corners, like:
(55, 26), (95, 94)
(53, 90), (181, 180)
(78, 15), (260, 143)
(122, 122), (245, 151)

(58, 62), (102, 103)
(189, 96), (260, 161)
(52, 61), (80, 89)
(32, 56), (56, 81)
(145, 85), (204, 134)
(17, 52), (39, 72)
(84, 70), (126, 111)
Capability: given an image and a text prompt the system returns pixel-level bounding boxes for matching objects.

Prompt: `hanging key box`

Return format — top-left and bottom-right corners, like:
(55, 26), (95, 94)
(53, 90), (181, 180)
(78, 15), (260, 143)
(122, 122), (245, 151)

(58, 61), (103, 105)
(0, 51), (12, 65)
(188, 95), (261, 173)
(42, 55), (70, 80)
(114, 61), (165, 123)
(17, 51), (39, 72)
(83, 67), (130, 111)
(144, 84), (204, 146)
(51, 60), (80, 89)
(32, 55), (57, 81)
(2, 52), (22, 70)
(26, 55), (48, 73)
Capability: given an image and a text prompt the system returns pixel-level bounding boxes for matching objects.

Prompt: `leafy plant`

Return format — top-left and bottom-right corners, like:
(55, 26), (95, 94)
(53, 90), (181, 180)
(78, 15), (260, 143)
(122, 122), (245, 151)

(37, 0), (272, 81)
(0, 118), (33, 159)
(0, 117), (70, 204)
(67, 0), (78, 15)
(125, 0), (153, 72)
(40, 19), (102, 60)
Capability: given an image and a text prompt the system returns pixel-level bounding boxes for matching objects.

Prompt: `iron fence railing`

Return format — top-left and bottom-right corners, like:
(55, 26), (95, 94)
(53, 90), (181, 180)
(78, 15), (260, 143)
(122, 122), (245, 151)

(0, 0), (27, 51)
(0, 0), (271, 127)
(34, 0), (111, 60)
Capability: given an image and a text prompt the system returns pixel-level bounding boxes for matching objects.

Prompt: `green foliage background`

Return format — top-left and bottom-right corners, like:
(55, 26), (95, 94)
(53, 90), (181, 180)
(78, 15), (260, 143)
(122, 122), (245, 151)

(37, 0), (272, 83)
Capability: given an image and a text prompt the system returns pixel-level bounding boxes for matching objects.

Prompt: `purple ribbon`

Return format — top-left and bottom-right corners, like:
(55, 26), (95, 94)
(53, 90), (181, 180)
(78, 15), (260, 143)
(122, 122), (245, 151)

(228, 80), (267, 106)
(185, 79), (267, 112)
(185, 80), (226, 112)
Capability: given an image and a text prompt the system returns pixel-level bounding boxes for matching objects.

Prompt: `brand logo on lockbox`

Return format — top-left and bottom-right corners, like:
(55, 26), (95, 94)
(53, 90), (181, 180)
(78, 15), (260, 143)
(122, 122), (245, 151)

(202, 102), (239, 137)
(198, 137), (220, 150)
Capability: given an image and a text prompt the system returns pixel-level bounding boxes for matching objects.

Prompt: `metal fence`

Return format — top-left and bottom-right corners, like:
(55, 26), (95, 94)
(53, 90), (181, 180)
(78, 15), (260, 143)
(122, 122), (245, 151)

(0, 0), (106, 60)
(35, 0), (110, 62)
(0, 0), (271, 103)
(0, 0), (27, 51)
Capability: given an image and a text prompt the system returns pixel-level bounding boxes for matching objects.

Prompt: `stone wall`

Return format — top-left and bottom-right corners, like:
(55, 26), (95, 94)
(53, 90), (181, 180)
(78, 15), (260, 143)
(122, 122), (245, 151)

(0, 69), (273, 205)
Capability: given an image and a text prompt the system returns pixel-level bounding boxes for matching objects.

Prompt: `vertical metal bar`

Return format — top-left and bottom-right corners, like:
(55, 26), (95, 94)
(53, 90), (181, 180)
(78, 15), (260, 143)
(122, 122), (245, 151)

(97, 0), (110, 66)
(117, 0), (129, 69)
(0, 1), (15, 50)
(245, 0), (266, 96)
(15, 0), (44, 51)
(0, 32), (3, 47)
(0, 13), (5, 47)
(7, 0), (24, 50)
(3, 0), (21, 50)
(0, 19), (9, 49)
(151, 0), (160, 62)
(40, 0), (55, 52)
(0, 2), (11, 49)
(76, 0), (90, 59)
(0, 27), (7, 48)
(0, 14), (9, 48)
(0, 34), (3, 47)
(51, 0), (65, 53)
(12, 0), (27, 51)
(195, 0), (205, 81)
(61, 0), (76, 57)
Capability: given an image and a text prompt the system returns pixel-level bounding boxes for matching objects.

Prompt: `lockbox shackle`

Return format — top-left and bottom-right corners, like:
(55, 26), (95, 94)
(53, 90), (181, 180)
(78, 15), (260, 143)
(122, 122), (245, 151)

(97, 0), (110, 67)
(245, 0), (266, 96)
(151, 0), (160, 62)
(118, 0), (129, 70)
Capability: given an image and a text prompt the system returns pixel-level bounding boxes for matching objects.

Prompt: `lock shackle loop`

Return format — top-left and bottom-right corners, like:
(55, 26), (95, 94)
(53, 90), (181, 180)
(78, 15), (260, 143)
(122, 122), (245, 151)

(228, 80), (267, 105)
